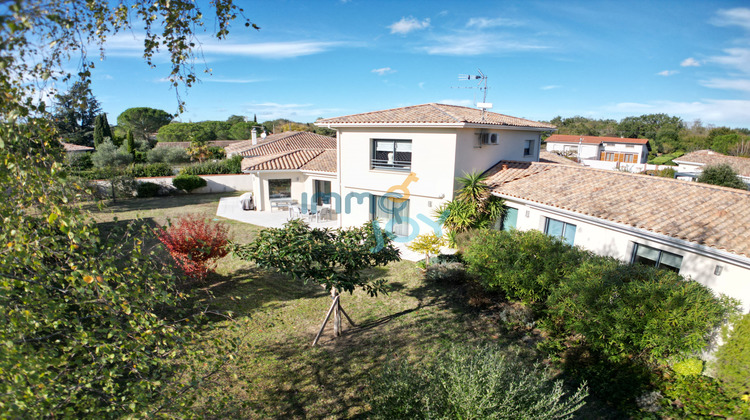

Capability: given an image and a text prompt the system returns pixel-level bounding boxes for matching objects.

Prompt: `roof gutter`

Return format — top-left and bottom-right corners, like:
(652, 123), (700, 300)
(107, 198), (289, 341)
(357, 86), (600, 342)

(491, 191), (750, 270)
(315, 122), (555, 131)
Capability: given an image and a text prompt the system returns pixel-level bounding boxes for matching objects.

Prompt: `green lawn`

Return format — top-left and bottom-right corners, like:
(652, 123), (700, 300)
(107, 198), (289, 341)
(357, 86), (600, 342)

(88, 194), (597, 419)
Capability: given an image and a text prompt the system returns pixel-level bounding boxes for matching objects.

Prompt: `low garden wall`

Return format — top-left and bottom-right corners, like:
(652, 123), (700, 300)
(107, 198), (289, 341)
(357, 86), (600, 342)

(137, 173), (253, 193)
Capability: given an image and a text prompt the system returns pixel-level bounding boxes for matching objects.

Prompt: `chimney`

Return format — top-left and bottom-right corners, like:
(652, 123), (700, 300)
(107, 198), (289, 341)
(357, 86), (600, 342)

(251, 127), (257, 145)
(502, 164), (508, 171)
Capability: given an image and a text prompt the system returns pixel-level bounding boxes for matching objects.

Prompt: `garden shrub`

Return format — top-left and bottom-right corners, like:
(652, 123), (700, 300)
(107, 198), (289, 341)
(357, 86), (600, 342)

(179, 154), (242, 175)
(156, 215), (230, 284)
(545, 259), (737, 363)
(464, 229), (587, 304)
(172, 174), (206, 192)
(367, 344), (588, 420)
(714, 312), (750, 398)
(658, 374), (750, 418)
(147, 146), (190, 164)
(672, 358), (703, 377)
(136, 182), (162, 198)
(129, 162), (173, 177)
(424, 261), (469, 284)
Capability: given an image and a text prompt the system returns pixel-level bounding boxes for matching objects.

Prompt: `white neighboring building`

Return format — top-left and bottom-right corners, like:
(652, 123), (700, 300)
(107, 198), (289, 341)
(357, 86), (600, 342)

(545, 134), (650, 164)
(485, 161), (750, 312)
(673, 150), (750, 188)
(316, 103), (555, 239)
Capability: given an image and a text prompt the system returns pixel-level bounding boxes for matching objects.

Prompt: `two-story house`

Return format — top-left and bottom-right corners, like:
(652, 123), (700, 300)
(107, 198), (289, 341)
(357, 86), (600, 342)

(545, 134), (650, 164)
(316, 103), (555, 239)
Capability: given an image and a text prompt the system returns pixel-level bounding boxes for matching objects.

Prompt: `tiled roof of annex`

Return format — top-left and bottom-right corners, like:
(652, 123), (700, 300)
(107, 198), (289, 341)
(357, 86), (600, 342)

(60, 142), (95, 152)
(545, 134), (649, 145)
(317, 103), (556, 129)
(241, 149), (336, 173)
(225, 131), (336, 157)
(484, 160), (750, 258)
(674, 150), (750, 177)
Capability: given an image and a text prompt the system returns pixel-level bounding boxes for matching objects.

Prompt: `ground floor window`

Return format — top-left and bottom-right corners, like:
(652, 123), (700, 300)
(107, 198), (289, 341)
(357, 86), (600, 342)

(631, 243), (683, 273)
(371, 194), (410, 236)
(498, 207), (518, 231)
(544, 217), (576, 245)
(268, 179), (291, 199)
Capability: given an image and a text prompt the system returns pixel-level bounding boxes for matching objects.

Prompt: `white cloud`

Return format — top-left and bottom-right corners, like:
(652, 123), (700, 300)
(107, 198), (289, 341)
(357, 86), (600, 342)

(605, 99), (750, 127)
(371, 67), (395, 76)
(105, 33), (343, 59)
(541, 85), (561, 90)
(711, 8), (750, 31)
(681, 57), (701, 67)
(423, 34), (548, 55)
(701, 78), (750, 92)
(657, 70), (678, 76)
(466, 17), (521, 29)
(438, 99), (474, 107)
(708, 48), (750, 73)
(389, 16), (430, 35)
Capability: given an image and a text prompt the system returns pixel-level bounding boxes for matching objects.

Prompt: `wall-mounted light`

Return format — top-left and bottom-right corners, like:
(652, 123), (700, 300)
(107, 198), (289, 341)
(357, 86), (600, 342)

(525, 210), (530, 218)
(714, 265), (723, 276)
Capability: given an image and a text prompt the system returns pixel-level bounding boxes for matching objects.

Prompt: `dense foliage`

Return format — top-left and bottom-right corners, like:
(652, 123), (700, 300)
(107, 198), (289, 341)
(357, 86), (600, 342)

(156, 215), (230, 284)
(697, 164), (747, 190)
(52, 81), (102, 146)
(367, 345), (588, 419)
(714, 312), (750, 398)
(658, 374), (750, 418)
(464, 229), (587, 304)
(179, 154), (243, 175)
(545, 259), (735, 362)
(147, 146), (190, 164)
(435, 172), (504, 233)
(136, 181), (162, 198)
(91, 139), (133, 168)
(172, 174), (207, 192)
(157, 119), (260, 142)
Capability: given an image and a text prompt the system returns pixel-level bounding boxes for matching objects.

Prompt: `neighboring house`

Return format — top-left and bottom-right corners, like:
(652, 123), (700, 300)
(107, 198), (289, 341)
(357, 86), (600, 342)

(316, 103), (555, 238)
(485, 161), (750, 312)
(234, 131), (337, 212)
(60, 141), (95, 155)
(545, 134), (650, 164)
(673, 150), (750, 188)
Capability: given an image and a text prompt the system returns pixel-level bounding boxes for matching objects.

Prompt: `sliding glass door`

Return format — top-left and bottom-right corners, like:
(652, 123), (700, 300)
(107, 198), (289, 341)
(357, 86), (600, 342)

(371, 194), (410, 236)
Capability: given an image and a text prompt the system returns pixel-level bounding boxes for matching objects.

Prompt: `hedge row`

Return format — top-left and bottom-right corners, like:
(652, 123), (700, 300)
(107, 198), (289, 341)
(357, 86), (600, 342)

(71, 162), (174, 180)
(179, 155), (242, 176)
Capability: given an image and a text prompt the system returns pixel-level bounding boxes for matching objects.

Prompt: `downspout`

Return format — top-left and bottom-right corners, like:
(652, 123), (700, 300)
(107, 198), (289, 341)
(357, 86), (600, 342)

(332, 125), (343, 229)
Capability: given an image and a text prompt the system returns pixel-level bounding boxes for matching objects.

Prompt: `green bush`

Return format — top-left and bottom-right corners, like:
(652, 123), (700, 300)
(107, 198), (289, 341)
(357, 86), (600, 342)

(128, 162), (173, 177)
(65, 152), (93, 170)
(367, 345), (588, 420)
(424, 261), (470, 284)
(659, 374), (750, 418)
(545, 259), (736, 363)
(172, 174), (206, 192)
(147, 146), (190, 164)
(136, 182), (162, 198)
(697, 163), (747, 190)
(464, 229), (588, 304)
(179, 154), (242, 175)
(715, 312), (750, 397)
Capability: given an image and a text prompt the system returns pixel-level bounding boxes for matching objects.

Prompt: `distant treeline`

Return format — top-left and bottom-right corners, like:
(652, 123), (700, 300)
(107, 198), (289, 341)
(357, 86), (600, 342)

(546, 114), (750, 157)
(156, 117), (336, 142)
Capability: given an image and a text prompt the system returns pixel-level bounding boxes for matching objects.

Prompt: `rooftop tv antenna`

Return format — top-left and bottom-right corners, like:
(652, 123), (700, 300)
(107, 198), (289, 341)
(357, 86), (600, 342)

(456, 69), (492, 121)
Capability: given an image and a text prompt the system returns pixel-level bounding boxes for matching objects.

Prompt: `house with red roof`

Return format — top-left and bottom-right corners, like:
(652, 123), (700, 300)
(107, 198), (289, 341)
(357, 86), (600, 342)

(545, 134), (650, 165)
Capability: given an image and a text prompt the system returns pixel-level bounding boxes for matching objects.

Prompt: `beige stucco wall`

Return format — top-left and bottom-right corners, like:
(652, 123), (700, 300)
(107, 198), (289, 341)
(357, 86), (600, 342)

(504, 197), (750, 313)
(249, 171), (336, 212)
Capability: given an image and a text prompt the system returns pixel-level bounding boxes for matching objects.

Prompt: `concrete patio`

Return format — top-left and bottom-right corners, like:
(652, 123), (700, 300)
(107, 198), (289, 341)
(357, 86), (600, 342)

(216, 196), (423, 261)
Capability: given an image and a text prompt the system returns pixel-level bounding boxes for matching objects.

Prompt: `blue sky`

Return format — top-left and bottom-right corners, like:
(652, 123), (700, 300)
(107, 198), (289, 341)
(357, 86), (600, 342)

(86, 0), (750, 128)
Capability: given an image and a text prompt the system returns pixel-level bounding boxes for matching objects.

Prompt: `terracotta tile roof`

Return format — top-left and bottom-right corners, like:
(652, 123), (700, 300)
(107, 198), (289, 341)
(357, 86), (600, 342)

(154, 140), (244, 149)
(60, 141), (95, 152)
(241, 149), (336, 173)
(545, 134), (649, 145)
(538, 150), (582, 166)
(317, 103), (556, 129)
(226, 131), (336, 157)
(485, 161), (750, 258)
(674, 150), (750, 177)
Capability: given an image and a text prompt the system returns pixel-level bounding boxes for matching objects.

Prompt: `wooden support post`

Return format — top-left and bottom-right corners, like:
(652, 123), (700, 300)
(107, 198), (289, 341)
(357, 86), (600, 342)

(332, 288), (341, 337)
(312, 295), (339, 346)
(339, 304), (357, 327)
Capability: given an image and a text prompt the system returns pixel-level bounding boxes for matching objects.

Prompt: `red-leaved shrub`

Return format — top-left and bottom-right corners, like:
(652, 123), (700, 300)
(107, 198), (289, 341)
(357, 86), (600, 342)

(156, 214), (230, 283)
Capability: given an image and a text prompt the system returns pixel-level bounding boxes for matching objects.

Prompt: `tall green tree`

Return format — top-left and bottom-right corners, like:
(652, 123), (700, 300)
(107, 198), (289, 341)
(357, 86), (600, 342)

(52, 81), (101, 146)
(0, 0), (257, 416)
(92, 113), (113, 147)
(117, 107), (173, 140)
(126, 129), (136, 155)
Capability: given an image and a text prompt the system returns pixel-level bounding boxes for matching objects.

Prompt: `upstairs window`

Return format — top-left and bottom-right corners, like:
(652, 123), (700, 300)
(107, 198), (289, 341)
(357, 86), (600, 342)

(372, 139), (411, 171)
(524, 139), (534, 156)
(631, 243), (683, 273)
